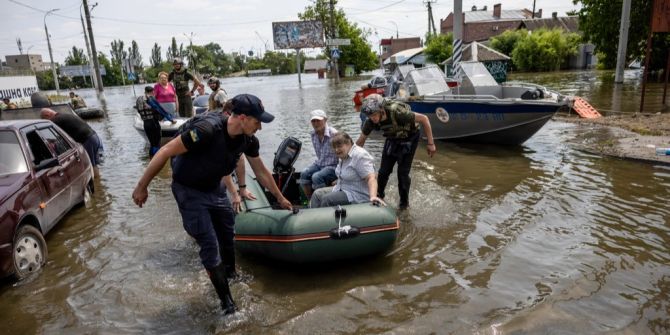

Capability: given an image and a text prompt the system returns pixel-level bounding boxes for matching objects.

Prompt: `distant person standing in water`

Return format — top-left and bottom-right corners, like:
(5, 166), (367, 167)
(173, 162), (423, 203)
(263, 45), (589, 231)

(169, 57), (203, 118)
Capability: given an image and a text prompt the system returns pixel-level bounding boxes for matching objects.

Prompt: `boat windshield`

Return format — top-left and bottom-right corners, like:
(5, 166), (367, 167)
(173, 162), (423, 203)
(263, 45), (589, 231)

(404, 66), (451, 96)
(0, 131), (29, 176)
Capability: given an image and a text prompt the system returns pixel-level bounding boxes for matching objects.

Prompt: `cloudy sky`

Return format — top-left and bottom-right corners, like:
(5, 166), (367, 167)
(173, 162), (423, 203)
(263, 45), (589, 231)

(1, 0), (581, 65)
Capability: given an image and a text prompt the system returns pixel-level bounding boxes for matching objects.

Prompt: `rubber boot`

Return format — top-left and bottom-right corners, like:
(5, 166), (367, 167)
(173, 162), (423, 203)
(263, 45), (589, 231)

(207, 263), (236, 315)
(221, 246), (238, 281)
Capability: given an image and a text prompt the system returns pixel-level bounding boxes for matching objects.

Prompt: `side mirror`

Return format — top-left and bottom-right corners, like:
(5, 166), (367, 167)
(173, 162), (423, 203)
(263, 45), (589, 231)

(35, 157), (59, 171)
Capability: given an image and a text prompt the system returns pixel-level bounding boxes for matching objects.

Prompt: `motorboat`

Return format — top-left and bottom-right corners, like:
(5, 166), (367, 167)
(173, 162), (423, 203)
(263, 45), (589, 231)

(352, 75), (394, 105)
(398, 62), (569, 145)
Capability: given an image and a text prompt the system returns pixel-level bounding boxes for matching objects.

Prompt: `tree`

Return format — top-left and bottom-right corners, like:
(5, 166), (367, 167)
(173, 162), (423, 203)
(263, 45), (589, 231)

(150, 43), (162, 68)
(511, 28), (580, 71)
(490, 29), (527, 59)
(110, 39), (127, 66)
(424, 33), (453, 64)
(299, 0), (378, 75)
(574, 0), (669, 70)
(128, 40), (143, 69)
(65, 46), (88, 65)
(166, 37), (184, 61)
(98, 52), (122, 86)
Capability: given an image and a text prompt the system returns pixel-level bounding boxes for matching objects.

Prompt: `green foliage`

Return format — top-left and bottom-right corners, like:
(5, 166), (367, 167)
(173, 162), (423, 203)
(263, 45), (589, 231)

(166, 37), (184, 61)
(511, 28), (580, 71)
(299, 0), (378, 74)
(150, 43), (162, 68)
(97, 52), (122, 86)
(424, 33), (453, 64)
(575, 0), (669, 70)
(110, 40), (127, 66)
(490, 29), (528, 58)
(143, 61), (173, 83)
(65, 46), (88, 65)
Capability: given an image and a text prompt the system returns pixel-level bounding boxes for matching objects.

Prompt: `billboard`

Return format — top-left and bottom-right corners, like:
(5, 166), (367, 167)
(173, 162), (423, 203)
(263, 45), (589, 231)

(60, 65), (107, 77)
(272, 20), (325, 49)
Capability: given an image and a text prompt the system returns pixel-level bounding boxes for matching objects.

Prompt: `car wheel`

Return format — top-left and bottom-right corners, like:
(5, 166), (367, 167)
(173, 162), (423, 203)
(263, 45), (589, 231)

(13, 225), (48, 280)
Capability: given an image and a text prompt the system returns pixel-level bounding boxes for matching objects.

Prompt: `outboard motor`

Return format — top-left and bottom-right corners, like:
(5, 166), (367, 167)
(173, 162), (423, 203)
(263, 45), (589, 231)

(521, 88), (545, 100)
(273, 137), (302, 197)
(273, 137), (302, 173)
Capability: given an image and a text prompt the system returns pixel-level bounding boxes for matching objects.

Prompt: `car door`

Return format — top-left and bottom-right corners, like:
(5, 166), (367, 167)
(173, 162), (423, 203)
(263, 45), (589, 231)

(23, 128), (71, 231)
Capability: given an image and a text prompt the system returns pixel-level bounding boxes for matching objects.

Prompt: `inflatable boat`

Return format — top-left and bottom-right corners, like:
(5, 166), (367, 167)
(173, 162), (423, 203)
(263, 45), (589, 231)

(235, 137), (400, 263)
(73, 107), (104, 119)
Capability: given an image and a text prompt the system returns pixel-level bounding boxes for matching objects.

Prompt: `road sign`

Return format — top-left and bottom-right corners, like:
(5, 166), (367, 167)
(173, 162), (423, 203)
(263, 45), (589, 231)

(331, 48), (341, 59)
(128, 72), (136, 81)
(326, 38), (351, 46)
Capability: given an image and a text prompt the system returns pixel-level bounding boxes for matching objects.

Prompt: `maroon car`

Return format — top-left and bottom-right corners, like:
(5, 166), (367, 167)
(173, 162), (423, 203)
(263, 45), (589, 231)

(0, 119), (94, 280)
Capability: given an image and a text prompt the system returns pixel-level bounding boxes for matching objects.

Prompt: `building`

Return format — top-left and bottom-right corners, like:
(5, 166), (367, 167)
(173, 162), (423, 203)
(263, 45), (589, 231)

(303, 59), (328, 73)
(440, 3), (540, 43)
(380, 37), (422, 62)
(4, 54), (46, 72)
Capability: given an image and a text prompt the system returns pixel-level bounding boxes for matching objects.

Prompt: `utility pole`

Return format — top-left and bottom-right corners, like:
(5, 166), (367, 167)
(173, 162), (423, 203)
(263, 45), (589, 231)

(80, 3), (97, 89)
(389, 20), (399, 38)
(532, 0), (536, 19)
(329, 0), (340, 83)
(614, 0), (632, 83)
(424, 0), (438, 37)
(84, 0), (104, 92)
(183, 32), (196, 73)
(453, 0), (463, 78)
(44, 8), (60, 95)
(16, 38), (23, 54)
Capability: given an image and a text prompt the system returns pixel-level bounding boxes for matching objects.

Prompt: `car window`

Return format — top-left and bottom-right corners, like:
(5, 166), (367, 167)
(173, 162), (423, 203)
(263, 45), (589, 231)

(37, 127), (72, 157)
(26, 130), (55, 165)
(0, 130), (29, 175)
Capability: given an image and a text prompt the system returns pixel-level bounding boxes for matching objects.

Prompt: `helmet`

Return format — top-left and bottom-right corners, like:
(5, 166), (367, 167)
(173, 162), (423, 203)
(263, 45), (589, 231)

(361, 94), (384, 116)
(208, 77), (220, 85)
(172, 57), (183, 65)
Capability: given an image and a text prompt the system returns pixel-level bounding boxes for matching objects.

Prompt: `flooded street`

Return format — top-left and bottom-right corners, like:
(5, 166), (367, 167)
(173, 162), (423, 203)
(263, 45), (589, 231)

(1, 70), (669, 334)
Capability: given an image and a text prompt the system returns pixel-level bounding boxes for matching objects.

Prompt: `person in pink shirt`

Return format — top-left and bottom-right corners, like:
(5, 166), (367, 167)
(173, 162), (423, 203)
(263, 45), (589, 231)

(153, 71), (179, 118)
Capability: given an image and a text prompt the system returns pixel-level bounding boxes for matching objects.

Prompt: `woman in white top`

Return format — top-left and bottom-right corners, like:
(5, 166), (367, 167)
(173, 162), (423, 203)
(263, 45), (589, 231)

(310, 132), (386, 208)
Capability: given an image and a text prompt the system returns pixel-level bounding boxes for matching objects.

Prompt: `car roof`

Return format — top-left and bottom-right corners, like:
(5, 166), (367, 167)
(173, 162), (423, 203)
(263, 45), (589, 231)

(0, 119), (53, 130)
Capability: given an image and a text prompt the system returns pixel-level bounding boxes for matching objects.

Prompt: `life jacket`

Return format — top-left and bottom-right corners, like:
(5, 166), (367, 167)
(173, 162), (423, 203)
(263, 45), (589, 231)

(171, 70), (190, 93)
(136, 96), (158, 121)
(208, 87), (228, 111)
(377, 100), (418, 139)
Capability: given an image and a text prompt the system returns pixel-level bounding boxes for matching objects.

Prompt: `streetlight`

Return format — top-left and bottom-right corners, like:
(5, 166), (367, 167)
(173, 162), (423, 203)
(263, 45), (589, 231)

(44, 8), (60, 95)
(388, 20), (399, 38)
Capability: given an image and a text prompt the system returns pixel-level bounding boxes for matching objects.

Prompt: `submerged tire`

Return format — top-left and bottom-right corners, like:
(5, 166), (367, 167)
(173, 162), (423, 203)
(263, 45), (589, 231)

(12, 225), (47, 280)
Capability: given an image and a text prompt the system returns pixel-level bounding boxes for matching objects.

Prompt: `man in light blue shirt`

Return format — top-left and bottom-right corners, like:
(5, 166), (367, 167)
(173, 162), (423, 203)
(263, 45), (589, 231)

(299, 109), (339, 198)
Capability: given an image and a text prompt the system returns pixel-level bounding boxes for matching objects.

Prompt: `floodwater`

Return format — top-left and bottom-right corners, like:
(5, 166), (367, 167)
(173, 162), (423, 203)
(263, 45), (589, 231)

(1, 69), (669, 334)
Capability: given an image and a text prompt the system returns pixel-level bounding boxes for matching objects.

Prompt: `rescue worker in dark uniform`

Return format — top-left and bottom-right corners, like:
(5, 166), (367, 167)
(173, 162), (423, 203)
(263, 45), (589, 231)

(168, 57), (203, 118)
(135, 86), (175, 157)
(207, 77), (228, 113)
(355, 94), (436, 210)
(132, 94), (292, 315)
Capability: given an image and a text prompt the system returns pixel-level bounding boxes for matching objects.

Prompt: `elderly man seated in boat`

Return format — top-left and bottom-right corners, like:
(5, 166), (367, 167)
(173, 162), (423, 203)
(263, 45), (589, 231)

(310, 132), (386, 208)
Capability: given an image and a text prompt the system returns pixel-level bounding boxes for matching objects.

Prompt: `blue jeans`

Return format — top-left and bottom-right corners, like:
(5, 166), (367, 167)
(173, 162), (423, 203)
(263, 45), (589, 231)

(171, 181), (235, 269)
(299, 163), (337, 189)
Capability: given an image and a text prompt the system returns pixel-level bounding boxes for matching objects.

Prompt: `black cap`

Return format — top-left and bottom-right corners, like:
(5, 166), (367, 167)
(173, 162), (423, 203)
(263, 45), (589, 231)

(144, 86), (154, 93)
(231, 94), (274, 123)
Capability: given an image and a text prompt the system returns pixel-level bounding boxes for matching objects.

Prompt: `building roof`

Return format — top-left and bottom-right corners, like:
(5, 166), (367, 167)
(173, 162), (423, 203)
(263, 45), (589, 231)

(383, 47), (425, 65)
(519, 16), (579, 33)
(303, 59), (328, 70)
(442, 41), (510, 65)
(465, 10), (529, 23)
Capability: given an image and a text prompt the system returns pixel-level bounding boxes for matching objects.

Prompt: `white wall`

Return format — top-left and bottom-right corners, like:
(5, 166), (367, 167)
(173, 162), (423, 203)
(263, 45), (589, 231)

(0, 75), (39, 105)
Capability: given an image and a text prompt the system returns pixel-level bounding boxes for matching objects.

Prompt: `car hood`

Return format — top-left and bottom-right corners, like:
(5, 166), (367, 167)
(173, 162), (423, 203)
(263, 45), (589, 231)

(0, 172), (30, 204)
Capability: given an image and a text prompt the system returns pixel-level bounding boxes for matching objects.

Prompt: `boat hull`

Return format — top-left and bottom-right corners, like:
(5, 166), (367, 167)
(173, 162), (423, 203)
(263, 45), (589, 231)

(235, 175), (399, 263)
(406, 99), (564, 145)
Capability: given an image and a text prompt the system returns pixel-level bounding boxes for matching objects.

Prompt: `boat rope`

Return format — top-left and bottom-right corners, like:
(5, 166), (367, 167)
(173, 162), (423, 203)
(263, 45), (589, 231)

(335, 205), (352, 237)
